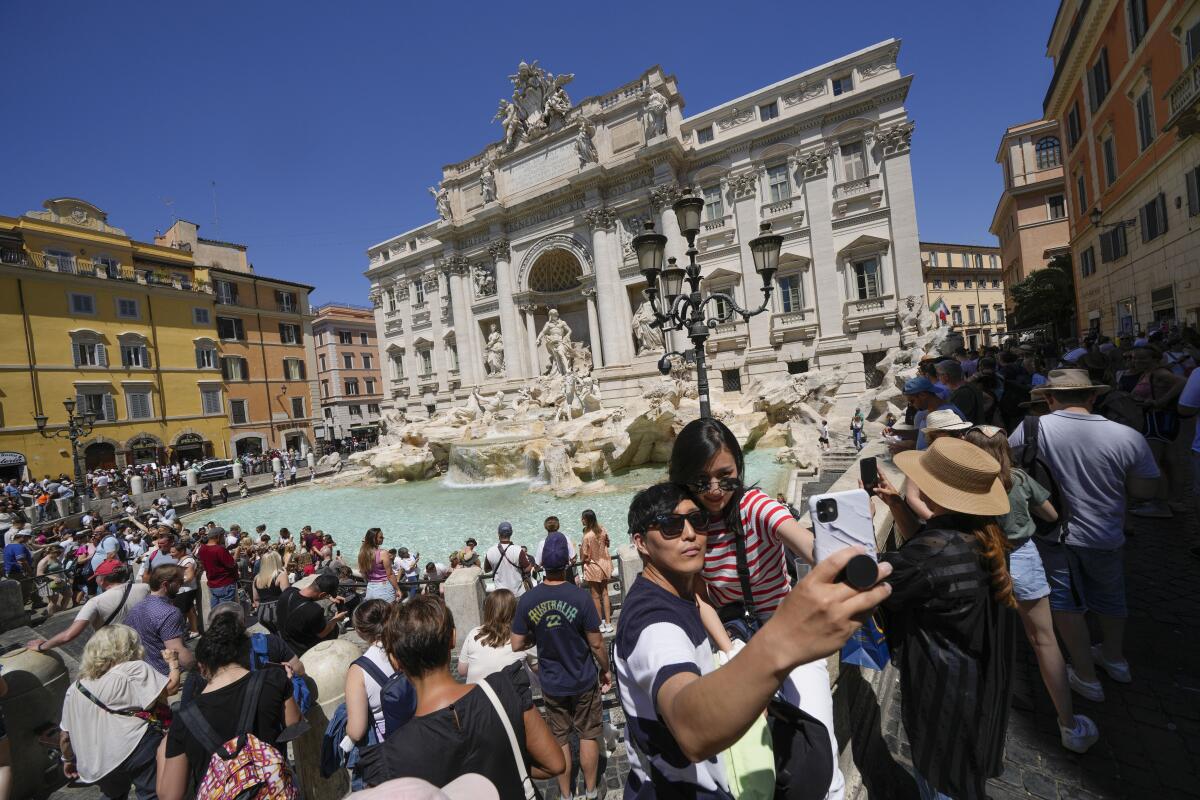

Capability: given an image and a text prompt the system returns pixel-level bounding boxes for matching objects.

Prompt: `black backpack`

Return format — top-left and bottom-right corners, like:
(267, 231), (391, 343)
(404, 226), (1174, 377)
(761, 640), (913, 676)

(1014, 417), (1069, 543)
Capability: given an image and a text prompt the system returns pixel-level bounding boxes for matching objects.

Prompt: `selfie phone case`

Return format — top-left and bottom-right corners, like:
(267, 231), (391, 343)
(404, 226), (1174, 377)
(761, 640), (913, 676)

(808, 488), (876, 563)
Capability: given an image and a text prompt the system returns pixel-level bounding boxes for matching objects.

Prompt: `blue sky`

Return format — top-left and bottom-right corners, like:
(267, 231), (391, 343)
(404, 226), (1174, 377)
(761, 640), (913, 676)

(4, 1), (1055, 303)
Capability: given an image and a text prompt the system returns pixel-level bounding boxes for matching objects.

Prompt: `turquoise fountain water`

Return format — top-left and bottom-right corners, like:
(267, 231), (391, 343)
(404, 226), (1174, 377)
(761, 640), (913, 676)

(185, 449), (789, 561)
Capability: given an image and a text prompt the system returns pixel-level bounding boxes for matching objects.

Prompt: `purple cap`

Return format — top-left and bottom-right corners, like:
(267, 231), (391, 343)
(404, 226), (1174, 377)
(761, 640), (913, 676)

(541, 532), (571, 570)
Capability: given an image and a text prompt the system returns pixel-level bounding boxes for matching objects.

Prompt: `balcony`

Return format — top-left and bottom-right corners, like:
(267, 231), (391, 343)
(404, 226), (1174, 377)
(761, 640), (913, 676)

(832, 174), (884, 217)
(760, 198), (805, 229)
(1165, 53), (1200, 136)
(412, 309), (431, 329)
(769, 309), (819, 344)
(704, 321), (747, 355)
(843, 293), (897, 332)
(1, 248), (210, 292)
(698, 214), (736, 252)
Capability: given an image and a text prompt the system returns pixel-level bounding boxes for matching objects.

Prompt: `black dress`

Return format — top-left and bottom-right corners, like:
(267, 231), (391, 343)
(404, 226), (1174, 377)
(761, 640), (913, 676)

(880, 514), (1015, 800)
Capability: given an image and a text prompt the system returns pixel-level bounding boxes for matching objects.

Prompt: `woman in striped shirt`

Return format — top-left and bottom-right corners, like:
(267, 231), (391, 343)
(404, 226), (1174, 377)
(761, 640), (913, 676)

(669, 418), (843, 800)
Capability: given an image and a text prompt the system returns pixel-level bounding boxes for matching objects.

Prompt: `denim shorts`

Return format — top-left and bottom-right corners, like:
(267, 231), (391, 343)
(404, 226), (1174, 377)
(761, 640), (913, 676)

(1008, 538), (1050, 602)
(1035, 539), (1126, 617)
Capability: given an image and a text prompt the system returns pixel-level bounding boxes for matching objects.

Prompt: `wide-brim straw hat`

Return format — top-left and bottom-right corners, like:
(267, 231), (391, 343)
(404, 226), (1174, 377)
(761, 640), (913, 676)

(1030, 368), (1109, 398)
(894, 437), (1010, 516)
(921, 408), (973, 435)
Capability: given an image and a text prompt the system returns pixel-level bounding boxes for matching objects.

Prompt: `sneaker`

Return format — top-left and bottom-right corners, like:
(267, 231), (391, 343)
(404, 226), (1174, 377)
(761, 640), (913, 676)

(1090, 645), (1132, 683)
(1067, 666), (1105, 702)
(1059, 714), (1100, 754)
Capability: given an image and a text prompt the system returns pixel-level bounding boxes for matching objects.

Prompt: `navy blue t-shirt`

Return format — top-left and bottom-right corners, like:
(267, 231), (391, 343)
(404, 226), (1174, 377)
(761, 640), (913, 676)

(512, 581), (599, 696)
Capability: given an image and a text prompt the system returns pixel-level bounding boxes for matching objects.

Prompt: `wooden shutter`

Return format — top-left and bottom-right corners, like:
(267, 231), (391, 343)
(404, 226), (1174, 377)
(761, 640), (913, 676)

(1187, 168), (1199, 217)
(1099, 231), (1113, 263)
(72, 342), (82, 367)
(140, 346), (150, 369)
(103, 394), (116, 422)
(1140, 203), (1150, 243)
(76, 394), (86, 416)
(96, 343), (107, 367)
(299, 360), (306, 380)
(196, 348), (204, 370)
(1157, 194), (1168, 236)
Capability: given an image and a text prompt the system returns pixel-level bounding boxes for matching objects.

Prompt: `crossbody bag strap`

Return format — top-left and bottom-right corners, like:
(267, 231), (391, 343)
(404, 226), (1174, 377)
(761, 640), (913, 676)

(102, 582), (134, 628)
(729, 506), (759, 624)
(75, 681), (140, 718)
(353, 655), (390, 688)
(177, 702), (231, 759)
(476, 678), (537, 800)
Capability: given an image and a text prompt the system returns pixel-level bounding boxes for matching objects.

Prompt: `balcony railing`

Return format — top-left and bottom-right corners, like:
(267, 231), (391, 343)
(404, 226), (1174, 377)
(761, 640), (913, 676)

(3, 248), (210, 292)
(1165, 53), (1200, 135)
(832, 173), (880, 200)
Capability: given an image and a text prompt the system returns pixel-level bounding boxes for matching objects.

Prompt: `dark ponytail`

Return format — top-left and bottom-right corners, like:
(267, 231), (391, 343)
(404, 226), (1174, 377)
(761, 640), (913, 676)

(195, 611), (246, 672)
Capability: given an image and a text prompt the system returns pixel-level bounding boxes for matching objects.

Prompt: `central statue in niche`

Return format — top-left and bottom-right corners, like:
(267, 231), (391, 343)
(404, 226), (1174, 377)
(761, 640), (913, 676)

(536, 308), (574, 376)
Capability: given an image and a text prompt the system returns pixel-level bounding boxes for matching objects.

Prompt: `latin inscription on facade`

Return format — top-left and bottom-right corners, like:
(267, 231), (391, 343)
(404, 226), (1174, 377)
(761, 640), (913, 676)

(503, 138), (577, 194)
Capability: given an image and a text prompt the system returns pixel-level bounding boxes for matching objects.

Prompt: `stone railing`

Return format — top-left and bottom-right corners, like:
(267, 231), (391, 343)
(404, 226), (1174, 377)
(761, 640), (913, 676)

(761, 198), (794, 216)
(832, 173), (879, 200)
(702, 216), (728, 231)
(412, 309), (431, 329)
(1166, 53), (1200, 135)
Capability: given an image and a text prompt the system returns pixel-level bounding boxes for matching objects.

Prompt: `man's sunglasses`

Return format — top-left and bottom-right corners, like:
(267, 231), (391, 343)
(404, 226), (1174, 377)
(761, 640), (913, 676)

(650, 510), (710, 538)
(686, 476), (742, 494)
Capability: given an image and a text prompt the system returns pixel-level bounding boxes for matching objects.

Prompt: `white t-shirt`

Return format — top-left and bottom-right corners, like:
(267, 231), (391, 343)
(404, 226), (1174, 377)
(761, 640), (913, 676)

(457, 625), (535, 685)
(61, 660), (167, 783)
(1009, 410), (1159, 549)
(1179, 369), (1200, 454)
(74, 582), (151, 630)
(484, 542), (527, 596)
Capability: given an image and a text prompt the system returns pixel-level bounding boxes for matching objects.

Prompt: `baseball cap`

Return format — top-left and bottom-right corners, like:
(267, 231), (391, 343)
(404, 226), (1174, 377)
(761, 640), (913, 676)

(95, 559), (124, 579)
(497, 522), (513, 537)
(903, 376), (936, 395)
(1062, 347), (1088, 364)
(541, 532), (571, 570)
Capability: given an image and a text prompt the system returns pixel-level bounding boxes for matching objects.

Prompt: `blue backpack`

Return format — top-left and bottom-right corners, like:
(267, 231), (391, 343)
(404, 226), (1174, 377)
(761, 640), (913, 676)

(249, 632), (314, 714)
(352, 655), (417, 738)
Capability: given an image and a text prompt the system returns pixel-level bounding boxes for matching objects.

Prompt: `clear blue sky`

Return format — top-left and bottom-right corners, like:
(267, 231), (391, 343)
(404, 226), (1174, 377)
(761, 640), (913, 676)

(4, 0), (1055, 304)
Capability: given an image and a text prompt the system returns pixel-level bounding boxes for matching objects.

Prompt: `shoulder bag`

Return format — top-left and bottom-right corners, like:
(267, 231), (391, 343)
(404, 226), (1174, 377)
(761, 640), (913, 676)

(476, 678), (539, 800)
(102, 582), (135, 627)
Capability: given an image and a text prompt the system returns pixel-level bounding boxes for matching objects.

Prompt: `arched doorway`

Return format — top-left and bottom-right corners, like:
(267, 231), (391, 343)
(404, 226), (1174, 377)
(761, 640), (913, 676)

(85, 442), (116, 470)
(128, 436), (162, 465)
(174, 433), (207, 464)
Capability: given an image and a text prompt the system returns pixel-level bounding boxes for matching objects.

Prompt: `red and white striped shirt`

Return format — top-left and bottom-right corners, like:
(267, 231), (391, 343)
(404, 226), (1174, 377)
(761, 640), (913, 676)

(701, 489), (793, 615)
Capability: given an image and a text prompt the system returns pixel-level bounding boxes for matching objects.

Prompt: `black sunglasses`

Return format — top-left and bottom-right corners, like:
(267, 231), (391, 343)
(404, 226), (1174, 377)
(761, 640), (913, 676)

(687, 476), (742, 494)
(650, 510), (710, 538)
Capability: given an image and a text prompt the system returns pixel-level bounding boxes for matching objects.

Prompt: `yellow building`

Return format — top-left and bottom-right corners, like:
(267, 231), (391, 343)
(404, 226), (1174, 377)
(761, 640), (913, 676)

(0, 198), (230, 482)
(920, 241), (1008, 351)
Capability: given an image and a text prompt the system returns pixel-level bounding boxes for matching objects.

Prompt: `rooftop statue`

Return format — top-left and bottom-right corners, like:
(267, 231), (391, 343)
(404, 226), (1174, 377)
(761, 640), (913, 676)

(493, 60), (575, 150)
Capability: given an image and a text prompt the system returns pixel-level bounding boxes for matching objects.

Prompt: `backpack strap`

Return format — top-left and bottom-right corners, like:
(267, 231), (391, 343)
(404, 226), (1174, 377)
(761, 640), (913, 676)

(250, 633), (270, 671)
(353, 655), (391, 688)
(177, 701), (232, 759)
(728, 501), (759, 629)
(1020, 415), (1040, 470)
(236, 669), (267, 735)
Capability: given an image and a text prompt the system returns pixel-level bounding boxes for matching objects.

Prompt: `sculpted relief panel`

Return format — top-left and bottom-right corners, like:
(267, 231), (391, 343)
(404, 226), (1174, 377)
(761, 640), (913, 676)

(502, 137), (579, 194)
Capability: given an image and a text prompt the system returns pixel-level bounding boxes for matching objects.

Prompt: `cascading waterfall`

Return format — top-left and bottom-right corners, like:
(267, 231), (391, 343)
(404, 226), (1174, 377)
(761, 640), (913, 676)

(443, 435), (541, 488)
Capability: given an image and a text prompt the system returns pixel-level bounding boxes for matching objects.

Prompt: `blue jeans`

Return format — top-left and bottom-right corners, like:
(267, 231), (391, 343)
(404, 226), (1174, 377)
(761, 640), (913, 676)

(210, 582), (237, 609)
(914, 771), (953, 800)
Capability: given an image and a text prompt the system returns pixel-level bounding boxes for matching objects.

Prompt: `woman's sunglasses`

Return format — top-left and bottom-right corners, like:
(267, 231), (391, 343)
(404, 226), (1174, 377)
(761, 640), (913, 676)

(650, 510), (710, 538)
(687, 476), (742, 494)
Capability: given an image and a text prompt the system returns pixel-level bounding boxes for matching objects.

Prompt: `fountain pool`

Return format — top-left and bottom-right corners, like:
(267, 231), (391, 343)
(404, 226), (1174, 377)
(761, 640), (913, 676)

(184, 449), (791, 560)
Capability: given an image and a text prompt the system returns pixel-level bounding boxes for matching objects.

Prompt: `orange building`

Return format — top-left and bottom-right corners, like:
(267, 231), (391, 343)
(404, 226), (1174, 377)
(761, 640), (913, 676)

(1044, 0), (1200, 335)
(311, 302), (385, 446)
(990, 119), (1071, 314)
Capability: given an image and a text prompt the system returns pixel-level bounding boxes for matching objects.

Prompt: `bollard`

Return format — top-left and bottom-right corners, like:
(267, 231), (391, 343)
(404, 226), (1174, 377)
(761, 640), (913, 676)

(306, 451), (315, 470)
(186, 468), (198, 488)
(54, 498), (72, 519)
(0, 579), (28, 633)
(443, 566), (485, 635)
(232, 462), (243, 480)
(199, 573), (212, 630)
(271, 457), (282, 476)
(294, 639), (360, 799)
(616, 543), (643, 607)
(0, 647), (70, 800)
(130, 475), (144, 496)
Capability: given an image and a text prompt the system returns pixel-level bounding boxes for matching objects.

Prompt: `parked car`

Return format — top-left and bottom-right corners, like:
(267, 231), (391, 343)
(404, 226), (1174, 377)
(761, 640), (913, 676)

(195, 459), (234, 481)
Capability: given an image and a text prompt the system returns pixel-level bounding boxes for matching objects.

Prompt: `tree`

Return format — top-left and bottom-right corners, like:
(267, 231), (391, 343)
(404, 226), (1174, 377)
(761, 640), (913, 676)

(1010, 254), (1077, 340)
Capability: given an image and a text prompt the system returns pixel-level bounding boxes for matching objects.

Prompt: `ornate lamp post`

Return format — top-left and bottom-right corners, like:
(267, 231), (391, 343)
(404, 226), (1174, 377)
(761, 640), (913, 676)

(33, 398), (96, 508)
(633, 196), (783, 418)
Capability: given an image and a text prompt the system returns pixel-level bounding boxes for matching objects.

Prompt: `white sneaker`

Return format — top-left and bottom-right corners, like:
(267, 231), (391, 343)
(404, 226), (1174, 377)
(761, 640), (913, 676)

(1067, 666), (1105, 702)
(1059, 714), (1100, 753)
(1090, 645), (1132, 683)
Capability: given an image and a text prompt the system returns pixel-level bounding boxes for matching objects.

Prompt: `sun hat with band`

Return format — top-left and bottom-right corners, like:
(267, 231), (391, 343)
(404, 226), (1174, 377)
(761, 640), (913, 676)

(920, 408), (973, 436)
(893, 437), (1010, 516)
(1030, 368), (1109, 398)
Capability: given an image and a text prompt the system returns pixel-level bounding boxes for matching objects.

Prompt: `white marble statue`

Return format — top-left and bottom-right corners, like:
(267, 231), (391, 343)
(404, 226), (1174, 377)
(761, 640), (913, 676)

(632, 300), (663, 355)
(480, 160), (497, 203)
(575, 118), (598, 167)
(429, 183), (451, 221)
(535, 308), (574, 376)
(642, 86), (669, 138)
(567, 341), (593, 375)
(496, 99), (522, 151)
(494, 61), (575, 148)
(473, 264), (497, 298)
(484, 323), (505, 376)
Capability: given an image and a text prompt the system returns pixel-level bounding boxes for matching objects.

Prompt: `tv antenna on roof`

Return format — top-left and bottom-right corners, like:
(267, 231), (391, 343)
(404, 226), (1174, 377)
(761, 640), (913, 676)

(211, 181), (219, 233)
(162, 197), (176, 222)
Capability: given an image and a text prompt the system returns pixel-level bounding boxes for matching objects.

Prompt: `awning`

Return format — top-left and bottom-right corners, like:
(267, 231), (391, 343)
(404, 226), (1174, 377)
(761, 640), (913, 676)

(0, 451), (26, 468)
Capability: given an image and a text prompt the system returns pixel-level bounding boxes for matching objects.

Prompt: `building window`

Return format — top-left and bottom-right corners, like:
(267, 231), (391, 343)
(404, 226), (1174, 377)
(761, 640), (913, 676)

(1135, 89), (1155, 151)
(362, 354), (373, 369)
(343, 353), (355, 369)
(391, 352), (405, 379)
(766, 164), (791, 203)
(964, 279), (973, 289)
(45, 250), (74, 272)
(711, 291), (732, 321)
(1087, 47), (1111, 111)
(1187, 164), (1200, 216)
(992, 280), (1000, 288)
(974, 254), (984, 269)
(448, 344), (459, 372)
(275, 290), (297, 313)
(696, 125), (714, 144)
(1188, 18), (1200, 62)
(852, 258), (881, 300)
(759, 101), (779, 121)
(989, 254), (999, 269)
(216, 316), (245, 341)
(1140, 193), (1169, 242)
(291, 397), (305, 418)
(996, 305), (1006, 323)
(414, 280), (426, 306)
(703, 184), (723, 221)
(195, 345), (216, 369)
(418, 349), (433, 377)
(721, 369), (742, 392)
(283, 358), (306, 381)
(1080, 246), (1097, 277)
(840, 141), (866, 182)
(349, 404), (363, 417)
(386, 288), (397, 312)
(1127, 0), (1149, 49)
(368, 403), (380, 415)
(116, 298), (140, 319)
(321, 380), (329, 398)
(278, 323), (301, 345)
(777, 274), (803, 313)
(345, 378), (360, 396)
(339, 330), (353, 345)
(230, 399), (248, 424)
(221, 356), (249, 381)
(71, 339), (106, 367)
(1048, 194), (1066, 220)
(949, 279), (958, 289)
(1098, 136), (1117, 186)
(360, 332), (368, 345)
(1099, 225), (1128, 262)
(951, 306), (962, 325)
(786, 360), (809, 375)
(1116, 298), (1137, 334)
(1076, 173), (1088, 216)
(200, 388), (221, 416)
(125, 391), (152, 420)
(1067, 103), (1082, 149)
(69, 293), (95, 315)
(831, 73), (853, 95)
(365, 378), (376, 394)
(193, 307), (210, 325)
(932, 278), (942, 289)
(929, 252), (939, 267)
(318, 354), (327, 371)
(214, 280), (238, 305)
(982, 306), (991, 324)
(78, 392), (114, 422)
(1035, 136), (1061, 169)
(120, 342), (149, 368)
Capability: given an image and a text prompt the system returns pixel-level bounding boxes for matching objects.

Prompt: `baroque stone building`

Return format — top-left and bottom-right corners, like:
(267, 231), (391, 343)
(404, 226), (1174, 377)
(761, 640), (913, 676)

(366, 41), (924, 414)
(920, 241), (1007, 350)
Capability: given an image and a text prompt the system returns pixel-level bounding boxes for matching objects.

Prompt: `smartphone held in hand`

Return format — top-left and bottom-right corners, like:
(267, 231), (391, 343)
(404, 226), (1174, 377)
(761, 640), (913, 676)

(859, 456), (879, 490)
(808, 488), (877, 563)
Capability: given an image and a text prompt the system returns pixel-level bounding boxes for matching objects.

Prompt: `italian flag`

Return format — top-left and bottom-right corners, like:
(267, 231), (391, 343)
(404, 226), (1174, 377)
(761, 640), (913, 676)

(929, 296), (950, 323)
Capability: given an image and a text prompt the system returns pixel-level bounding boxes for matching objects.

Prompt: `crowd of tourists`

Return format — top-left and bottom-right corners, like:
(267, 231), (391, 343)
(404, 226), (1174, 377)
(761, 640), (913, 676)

(0, 326), (1196, 799)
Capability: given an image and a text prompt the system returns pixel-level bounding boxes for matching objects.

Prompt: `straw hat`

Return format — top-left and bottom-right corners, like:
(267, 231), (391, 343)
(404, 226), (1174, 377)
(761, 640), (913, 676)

(894, 437), (1010, 515)
(1030, 368), (1109, 398)
(921, 408), (973, 435)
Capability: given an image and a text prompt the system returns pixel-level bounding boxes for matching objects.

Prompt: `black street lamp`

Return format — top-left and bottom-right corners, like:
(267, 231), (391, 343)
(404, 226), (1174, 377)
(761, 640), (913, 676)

(634, 196), (783, 417)
(34, 398), (97, 509)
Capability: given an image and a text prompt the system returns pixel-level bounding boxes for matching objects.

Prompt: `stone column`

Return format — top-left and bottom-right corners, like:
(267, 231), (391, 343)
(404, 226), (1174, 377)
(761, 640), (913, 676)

(447, 258), (480, 385)
(523, 306), (541, 377)
(729, 172), (772, 348)
(489, 239), (524, 379)
(652, 183), (685, 354)
(875, 123), (923, 300)
(798, 148), (841, 339)
(582, 288), (603, 368)
(583, 208), (632, 365)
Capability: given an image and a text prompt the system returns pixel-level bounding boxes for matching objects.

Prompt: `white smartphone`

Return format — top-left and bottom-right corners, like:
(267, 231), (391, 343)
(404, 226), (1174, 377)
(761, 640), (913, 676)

(808, 488), (876, 563)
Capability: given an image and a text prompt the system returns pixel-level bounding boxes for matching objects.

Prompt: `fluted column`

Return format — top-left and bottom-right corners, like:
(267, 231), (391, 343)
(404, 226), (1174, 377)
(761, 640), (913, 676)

(523, 305), (541, 377)
(582, 287), (603, 368)
(583, 207), (631, 365)
(446, 258), (480, 385)
(489, 239), (523, 379)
